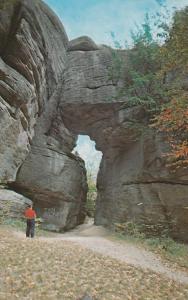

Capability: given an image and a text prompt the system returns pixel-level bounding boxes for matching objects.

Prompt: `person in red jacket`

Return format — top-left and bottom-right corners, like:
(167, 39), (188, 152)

(24, 205), (36, 238)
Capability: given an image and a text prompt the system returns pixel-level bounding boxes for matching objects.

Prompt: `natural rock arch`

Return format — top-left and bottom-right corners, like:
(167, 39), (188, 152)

(0, 0), (188, 241)
(59, 44), (188, 242)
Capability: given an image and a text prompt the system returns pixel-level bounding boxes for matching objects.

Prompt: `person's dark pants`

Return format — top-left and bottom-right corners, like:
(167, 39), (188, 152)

(26, 219), (35, 238)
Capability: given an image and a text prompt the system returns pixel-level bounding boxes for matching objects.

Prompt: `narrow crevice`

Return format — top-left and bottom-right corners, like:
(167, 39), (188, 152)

(85, 83), (116, 90)
(1, 1), (22, 58)
(122, 180), (188, 186)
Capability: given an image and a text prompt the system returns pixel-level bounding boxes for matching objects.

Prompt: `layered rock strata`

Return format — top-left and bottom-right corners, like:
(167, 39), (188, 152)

(0, 0), (87, 231)
(61, 45), (188, 242)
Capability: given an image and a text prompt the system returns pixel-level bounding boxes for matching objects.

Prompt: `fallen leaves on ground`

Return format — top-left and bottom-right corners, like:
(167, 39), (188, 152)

(0, 228), (188, 300)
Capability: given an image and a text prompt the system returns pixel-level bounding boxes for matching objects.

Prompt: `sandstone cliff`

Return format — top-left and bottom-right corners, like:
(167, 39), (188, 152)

(0, 0), (87, 231)
(60, 40), (188, 242)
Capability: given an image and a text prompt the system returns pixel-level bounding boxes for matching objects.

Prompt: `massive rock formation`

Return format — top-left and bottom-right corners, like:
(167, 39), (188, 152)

(61, 45), (188, 242)
(1, 0), (188, 240)
(0, 0), (68, 181)
(0, 0), (87, 231)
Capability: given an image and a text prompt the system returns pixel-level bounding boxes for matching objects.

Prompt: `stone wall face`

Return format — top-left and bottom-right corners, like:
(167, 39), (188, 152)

(0, 0), (87, 231)
(61, 42), (188, 242)
(95, 133), (188, 242)
(0, 0), (68, 181)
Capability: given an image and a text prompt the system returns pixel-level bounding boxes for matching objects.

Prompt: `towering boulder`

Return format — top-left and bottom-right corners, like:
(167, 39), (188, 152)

(0, 0), (87, 231)
(0, 0), (68, 181)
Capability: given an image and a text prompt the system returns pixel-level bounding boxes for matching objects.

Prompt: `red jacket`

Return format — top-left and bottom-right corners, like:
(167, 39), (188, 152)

(24, 208), (36, 219)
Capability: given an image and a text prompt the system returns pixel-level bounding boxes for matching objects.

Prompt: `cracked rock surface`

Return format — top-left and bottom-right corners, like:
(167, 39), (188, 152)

(60, 44), (188, 241)
(0, 0), (87, 231)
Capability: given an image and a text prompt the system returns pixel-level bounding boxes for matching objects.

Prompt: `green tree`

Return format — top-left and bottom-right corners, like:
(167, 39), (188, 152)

(152, 8), (188, 167)
(85, 163), (97, 218)
(111, 5), (188, 166)
(111, 12), (167, 113)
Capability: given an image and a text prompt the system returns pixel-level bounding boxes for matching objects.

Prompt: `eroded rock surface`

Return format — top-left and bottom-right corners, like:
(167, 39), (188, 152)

(68, 36), (99, 51)
(0, 0), (87, 231)
(0, 0), (68, 181)
(0, 188), (32, 220)
(61, 45), (188, 242)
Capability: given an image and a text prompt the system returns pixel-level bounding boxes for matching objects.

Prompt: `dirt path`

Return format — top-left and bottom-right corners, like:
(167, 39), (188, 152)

(15, 220), (188, 285)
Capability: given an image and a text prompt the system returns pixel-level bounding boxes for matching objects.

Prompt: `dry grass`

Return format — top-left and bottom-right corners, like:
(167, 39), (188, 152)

(110, 231), (188, 274)
(0, 227), (188, 300)
(145, 237), (188, 272)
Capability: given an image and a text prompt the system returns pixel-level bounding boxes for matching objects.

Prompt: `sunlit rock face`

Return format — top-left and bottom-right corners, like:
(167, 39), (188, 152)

(0, 0), (68, 182)
(0, 0), (87, 231)
(67, 36), (99, 51)
(1, 0), (188, 240)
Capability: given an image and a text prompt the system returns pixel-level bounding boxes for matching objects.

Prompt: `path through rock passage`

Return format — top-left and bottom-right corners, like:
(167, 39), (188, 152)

(15, 220), (188, 286)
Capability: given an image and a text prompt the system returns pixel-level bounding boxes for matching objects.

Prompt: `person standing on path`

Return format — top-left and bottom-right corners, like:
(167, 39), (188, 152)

(24, 205), (36, 238)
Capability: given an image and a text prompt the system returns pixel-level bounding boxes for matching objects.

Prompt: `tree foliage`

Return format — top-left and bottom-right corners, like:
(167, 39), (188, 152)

(85, 164), (97, 217)
(161, 8), (188, 72)
(154, 8), (188, 167)
(111, 12), (169, 113)
(112, 6), (188, 167)
(152, 97), (188, 167)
